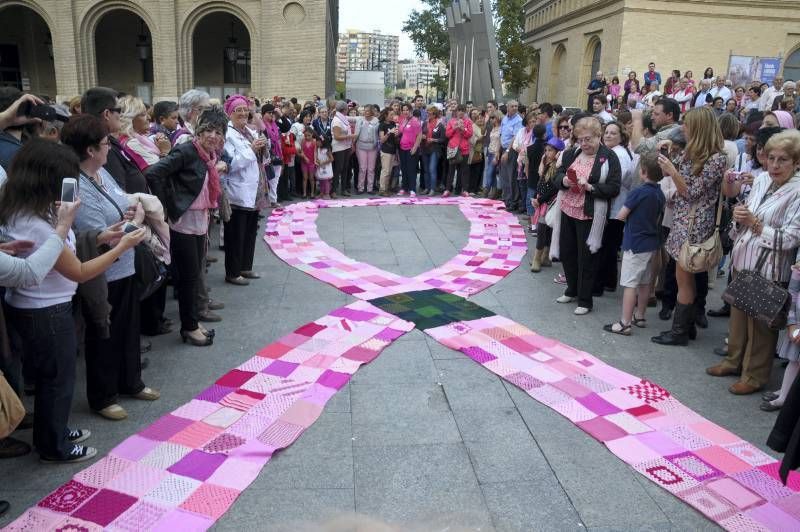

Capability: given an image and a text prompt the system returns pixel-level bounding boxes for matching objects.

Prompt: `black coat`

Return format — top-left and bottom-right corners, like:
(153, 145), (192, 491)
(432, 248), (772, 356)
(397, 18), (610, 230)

(144, 142), (208, 223)
(555, 143), (621, 219)
(104, 136), (148, 193)
(767, 371), (800, 485)
(526, 139), (545, 189)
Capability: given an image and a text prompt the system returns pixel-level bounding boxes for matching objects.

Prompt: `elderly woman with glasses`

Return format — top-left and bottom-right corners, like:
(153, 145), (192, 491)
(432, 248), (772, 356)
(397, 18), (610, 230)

(60, 114), (160, 421)
(146, 107), (228, 347)
(221, 95), (265, 287)
(174, 89), (211, 145)
(550, 116), (621, 315)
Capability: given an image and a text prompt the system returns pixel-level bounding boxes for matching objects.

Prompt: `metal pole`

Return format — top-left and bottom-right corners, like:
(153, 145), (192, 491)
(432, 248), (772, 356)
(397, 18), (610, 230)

(468, 36), (475, 102)
(461, 41), (467, 101)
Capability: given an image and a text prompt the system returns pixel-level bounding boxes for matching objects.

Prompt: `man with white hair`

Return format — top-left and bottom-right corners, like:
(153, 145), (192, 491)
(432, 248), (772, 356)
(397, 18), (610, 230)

(709, 76), (732, 103)
(772, 80), (798, 112)
(760, 75), (784, 111)
(694, 79), (713, 108)
(585, 70), (606, 111)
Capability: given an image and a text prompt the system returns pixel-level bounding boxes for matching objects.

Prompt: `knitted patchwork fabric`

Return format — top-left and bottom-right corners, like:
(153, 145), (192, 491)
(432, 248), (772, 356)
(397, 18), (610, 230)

(10, 197), (799, 531)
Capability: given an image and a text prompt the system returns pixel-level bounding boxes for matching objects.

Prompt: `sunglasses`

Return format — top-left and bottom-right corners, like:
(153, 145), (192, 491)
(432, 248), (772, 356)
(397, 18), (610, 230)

(559, 125), (572, 130)
(107, 107), (122, 114)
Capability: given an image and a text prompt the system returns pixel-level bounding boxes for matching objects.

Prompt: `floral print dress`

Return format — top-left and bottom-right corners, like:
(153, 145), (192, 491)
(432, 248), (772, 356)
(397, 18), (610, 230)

(665, 152), (726, 260)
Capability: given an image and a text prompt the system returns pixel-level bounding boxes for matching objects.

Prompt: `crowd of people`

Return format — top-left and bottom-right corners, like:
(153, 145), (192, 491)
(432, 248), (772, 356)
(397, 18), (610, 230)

(0, 58), (799, 517)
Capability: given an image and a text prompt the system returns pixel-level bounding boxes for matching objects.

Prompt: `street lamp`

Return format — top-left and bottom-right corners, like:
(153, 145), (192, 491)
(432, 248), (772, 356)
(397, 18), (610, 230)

(224, 18), (238, 62)
(135, 21), (151, 82)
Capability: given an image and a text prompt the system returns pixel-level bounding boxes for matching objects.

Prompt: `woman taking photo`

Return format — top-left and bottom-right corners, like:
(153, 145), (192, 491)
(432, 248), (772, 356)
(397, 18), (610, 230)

(146, 106), (228, 347)
(707, 130), (800, 395)
(1, 140), (146, 461)
(652, 107), (727, 346)
(61, 115), (160, 422)
(222, 95), (264, 287)
(377, 108), (399, 196)
(550, 116), (621, 315)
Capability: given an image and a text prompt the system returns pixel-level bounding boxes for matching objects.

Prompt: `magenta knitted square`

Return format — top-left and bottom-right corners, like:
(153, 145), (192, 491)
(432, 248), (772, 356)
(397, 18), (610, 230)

(138, 414), (194, 442)
(71, 489), (137, 526)
(108, 500), (168, 531)
(263, 360), (299, 377)
(316, 369), (350, 390)
(216, 369), (257, 388)
(37, 479), (97, 514)
(195, 384), (235, 403)
(167, 450), (226, 481)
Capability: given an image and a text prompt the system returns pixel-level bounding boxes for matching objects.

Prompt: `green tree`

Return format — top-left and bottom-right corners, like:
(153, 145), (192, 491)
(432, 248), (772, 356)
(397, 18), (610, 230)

(494, 0), (535, 97)
(402, 0), (451, 63)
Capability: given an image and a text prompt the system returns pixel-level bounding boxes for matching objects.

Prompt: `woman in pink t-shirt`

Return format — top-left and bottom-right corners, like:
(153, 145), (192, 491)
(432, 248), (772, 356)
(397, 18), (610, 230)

(396, 103), (422, 196)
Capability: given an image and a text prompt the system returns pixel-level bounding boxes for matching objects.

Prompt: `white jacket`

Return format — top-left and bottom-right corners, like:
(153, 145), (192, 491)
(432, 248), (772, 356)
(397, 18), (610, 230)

(223, 123), (261, 209)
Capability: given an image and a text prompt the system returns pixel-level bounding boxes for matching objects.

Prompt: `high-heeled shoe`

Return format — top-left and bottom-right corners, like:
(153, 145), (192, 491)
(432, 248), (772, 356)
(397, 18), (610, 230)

(180, 329), (213, 346)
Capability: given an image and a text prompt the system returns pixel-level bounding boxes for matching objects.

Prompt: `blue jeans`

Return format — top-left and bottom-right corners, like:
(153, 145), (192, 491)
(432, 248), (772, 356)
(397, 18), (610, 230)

(483, 153), (498, 190)
(422, 151), (439, 191)
(8, 302), (76, 459)
(526, 187), (536, 216)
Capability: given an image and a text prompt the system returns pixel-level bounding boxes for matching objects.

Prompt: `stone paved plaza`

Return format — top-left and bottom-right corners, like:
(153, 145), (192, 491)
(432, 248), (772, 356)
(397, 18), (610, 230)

(0, 204), (785, 531)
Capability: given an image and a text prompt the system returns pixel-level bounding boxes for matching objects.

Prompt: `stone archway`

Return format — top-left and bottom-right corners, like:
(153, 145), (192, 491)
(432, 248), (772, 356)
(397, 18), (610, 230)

(77, 1), (157, 95)
(0, 2), (57, 97)
(784, 45), (800, 85)
(178, 1), (258, 97)
(548, 43), (566, 103)
(94, 9), (154, 101)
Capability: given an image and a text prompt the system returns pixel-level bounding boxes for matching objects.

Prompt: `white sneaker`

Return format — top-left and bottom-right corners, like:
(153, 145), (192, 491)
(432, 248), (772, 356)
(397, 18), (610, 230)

(410, 190), (416, 198)
(556, 295), (575, 304)
(574, 306), (591, 315)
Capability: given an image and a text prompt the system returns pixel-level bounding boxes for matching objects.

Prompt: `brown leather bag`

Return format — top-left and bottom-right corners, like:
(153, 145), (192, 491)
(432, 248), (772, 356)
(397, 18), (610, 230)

(0, 370), (24, 439)
(677, 192), (724, 274)
(722, 229), (791, 330)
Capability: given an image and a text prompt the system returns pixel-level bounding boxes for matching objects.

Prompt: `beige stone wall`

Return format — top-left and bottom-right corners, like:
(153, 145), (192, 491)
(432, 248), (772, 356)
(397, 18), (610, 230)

(524, 0), (800, 108)
(524, 0), (624, 107)
(620, 0), (800, 83)
(0, 0), (336, 102)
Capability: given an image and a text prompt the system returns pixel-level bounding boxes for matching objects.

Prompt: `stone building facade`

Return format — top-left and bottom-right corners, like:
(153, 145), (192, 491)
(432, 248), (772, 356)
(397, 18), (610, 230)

(522, 0), (800, 107)
(0, 0), (338, 103)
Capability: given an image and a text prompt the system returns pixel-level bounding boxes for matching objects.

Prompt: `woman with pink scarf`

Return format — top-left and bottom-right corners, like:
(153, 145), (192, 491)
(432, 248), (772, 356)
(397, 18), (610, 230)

(118, 95), (171, 171)
(145, 107), (227, 347)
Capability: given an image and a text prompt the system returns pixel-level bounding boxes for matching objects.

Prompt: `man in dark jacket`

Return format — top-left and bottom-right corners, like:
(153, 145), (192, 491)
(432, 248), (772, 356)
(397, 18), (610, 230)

(81, 87), (148, 193)
(0, 87), (26, 172)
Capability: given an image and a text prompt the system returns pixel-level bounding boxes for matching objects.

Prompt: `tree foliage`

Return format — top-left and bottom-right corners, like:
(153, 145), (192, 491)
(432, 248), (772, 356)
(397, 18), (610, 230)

(494, 0), (536, 97)
(402, 0), (451, 64)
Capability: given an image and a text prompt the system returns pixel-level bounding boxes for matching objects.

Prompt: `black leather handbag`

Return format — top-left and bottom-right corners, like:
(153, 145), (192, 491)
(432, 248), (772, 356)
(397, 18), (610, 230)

(722, 229), (791, 330)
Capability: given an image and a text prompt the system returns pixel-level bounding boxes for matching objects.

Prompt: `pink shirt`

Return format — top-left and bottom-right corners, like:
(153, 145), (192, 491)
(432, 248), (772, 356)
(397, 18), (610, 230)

(561, 157), (593, 221)
(170, 171), (212, 235)
(399, 117), (421, 151)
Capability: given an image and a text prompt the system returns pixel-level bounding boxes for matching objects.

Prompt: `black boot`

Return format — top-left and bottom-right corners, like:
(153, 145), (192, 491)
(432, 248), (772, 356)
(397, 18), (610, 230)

(695, 306), (708, 329)
(652, 302), (693, 346)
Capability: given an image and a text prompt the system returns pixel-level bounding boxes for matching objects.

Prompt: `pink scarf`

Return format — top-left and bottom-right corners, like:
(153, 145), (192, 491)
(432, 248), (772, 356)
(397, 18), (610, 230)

(192, 139), (221, 207)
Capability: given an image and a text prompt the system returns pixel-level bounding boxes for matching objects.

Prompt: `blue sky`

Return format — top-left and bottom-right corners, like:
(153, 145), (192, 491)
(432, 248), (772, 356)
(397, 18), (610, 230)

(339, 0), (427, 60)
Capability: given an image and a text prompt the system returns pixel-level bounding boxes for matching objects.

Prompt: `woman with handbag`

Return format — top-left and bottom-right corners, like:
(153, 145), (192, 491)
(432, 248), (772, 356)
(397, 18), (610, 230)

(61, 115), (161, 421)
(550, 116), (622, 315)
(443, 105), (473, 197)
(1, 139), (146, 460)
(651, 107), (727, 346)
(222, 95), (264, 287)
(146, 107), (229, 348)
(707, 130), (800, 395)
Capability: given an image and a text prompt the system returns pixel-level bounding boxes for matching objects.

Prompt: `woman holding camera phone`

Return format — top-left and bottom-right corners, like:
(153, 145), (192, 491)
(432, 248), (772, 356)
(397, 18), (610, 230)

(61, 114), (160, 422)
(706, 129), (800, 396)
(0, 139), (146, 462)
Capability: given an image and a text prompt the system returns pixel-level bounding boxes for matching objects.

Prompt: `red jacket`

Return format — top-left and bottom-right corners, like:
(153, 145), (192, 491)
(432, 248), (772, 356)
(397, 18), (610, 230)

(445, 117), (474, 155)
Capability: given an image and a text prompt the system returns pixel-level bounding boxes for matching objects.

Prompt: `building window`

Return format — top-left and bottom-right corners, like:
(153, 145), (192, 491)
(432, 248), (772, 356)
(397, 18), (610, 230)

(224, 49), (251, 85)
(785, 47), (800, 84)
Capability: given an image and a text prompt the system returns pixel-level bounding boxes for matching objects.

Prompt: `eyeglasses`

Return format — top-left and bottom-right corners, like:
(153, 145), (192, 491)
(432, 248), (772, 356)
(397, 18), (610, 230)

(577, 136), (595, 144)
(559, 125), (572, 130)
(233, 106), (249, 114)
(107, 107), (122, 114)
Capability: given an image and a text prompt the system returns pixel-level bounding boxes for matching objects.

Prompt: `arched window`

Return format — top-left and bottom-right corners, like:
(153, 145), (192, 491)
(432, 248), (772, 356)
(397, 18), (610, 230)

(590, 41), (601, 77)
(785, 47), (800, 84)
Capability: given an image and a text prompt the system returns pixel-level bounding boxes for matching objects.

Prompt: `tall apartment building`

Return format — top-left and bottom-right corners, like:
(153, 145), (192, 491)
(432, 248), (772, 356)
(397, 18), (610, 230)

(400, 60), (447, 91)
(336, 29), (399, 88)
(0, 0), (339, 102)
